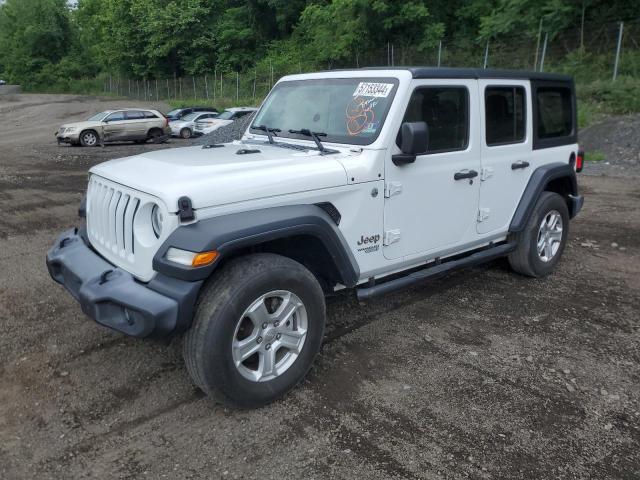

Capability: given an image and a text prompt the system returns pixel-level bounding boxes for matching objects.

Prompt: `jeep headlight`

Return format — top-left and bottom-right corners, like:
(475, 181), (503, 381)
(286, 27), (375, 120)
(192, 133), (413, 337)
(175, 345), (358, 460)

(151, 204), (164, 238)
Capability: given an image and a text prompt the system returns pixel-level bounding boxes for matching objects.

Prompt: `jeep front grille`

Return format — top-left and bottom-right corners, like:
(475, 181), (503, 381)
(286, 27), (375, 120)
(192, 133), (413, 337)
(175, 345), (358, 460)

(86, 176), (140, 262)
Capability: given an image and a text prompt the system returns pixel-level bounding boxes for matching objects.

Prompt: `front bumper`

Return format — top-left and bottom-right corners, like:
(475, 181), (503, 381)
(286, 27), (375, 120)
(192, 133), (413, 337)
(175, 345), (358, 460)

(46, 228), (201, 338)
(55, 130), (80, 144)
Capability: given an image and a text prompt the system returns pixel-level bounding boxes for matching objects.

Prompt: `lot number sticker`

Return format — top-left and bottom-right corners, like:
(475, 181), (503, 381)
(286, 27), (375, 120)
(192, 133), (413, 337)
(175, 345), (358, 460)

(353, 82), (394, 98)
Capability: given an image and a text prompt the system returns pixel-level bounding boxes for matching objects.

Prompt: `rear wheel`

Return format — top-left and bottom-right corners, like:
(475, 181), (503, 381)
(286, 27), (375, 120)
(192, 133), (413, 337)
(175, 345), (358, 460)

(508, 191), (569, 277)
(180, 127), (192, 139)
(183, 253), (326, 408)
(79, 130), (99, 147)
(147, 128), (164, 144)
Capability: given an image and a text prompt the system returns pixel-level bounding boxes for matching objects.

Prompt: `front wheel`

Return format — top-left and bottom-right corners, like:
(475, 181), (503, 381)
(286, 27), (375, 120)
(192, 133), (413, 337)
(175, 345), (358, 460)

(180, 127), (192, 139)
(79, 130), (99, 147)
(183, 253), (326, 408)
(508, 191), (570, 277)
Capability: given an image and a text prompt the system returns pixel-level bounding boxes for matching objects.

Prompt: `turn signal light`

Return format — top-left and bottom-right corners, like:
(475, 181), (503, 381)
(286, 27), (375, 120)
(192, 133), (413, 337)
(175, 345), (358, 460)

(192, 251), (218, 267)
(576, 150), (585, 173)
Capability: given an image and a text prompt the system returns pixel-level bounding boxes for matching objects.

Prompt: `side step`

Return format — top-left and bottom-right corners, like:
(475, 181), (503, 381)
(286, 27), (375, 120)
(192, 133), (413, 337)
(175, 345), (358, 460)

(356, 242), (517, 300)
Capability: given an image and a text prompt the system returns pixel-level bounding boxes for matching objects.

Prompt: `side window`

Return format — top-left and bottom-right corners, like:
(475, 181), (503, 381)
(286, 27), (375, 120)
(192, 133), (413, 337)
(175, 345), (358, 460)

(398, 86), (469, 154)
(125, 110), (145, 120)
(144, 111), (159, 119)
(536, 87), (573, 139)
(105, 112), (125, 122)
(485, 87), (525, 145)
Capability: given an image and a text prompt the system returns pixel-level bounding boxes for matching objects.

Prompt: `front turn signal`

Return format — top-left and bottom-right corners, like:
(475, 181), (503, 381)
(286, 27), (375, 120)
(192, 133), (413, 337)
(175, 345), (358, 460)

(191, 251), (219, 267)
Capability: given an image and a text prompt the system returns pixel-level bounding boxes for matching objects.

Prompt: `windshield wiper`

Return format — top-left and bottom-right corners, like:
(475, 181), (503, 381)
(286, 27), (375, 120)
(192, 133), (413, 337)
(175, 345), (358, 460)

(252, 124), (281, 144)
(288, 129), (331, 154)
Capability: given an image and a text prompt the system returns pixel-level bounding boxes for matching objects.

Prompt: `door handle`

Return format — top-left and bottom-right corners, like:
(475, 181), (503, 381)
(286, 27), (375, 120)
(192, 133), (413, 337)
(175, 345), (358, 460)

(511, 161), (530, 170)
(454, 169), (478, 181)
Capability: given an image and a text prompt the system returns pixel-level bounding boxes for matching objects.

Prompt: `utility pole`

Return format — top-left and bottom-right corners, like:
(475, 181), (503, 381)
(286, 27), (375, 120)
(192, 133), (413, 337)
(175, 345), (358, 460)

(613, 22), (624, 81)
(539, 32), (548, 72)
(483, 41), (490, 69)
(437, 40), (442, 67)
(534, 18), (543, 70)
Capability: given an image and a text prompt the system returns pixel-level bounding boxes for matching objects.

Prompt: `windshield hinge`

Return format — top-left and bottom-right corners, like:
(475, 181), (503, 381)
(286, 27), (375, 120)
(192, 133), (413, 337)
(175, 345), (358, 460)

(178, 196), (195, 222)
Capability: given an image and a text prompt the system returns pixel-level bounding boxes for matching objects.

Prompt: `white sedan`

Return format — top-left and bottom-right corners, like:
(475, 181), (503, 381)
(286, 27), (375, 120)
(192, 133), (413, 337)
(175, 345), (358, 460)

(193, 107), (257, 136)
(170, 111), (219, 139)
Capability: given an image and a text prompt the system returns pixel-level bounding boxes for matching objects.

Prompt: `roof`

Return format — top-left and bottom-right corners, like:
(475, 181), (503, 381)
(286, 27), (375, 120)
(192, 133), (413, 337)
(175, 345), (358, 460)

(370, 67), (573, 82)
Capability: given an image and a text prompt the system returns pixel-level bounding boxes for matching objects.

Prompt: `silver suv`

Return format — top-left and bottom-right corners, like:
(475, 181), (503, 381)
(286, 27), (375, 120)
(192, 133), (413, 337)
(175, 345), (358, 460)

(56, 109), (171, 147)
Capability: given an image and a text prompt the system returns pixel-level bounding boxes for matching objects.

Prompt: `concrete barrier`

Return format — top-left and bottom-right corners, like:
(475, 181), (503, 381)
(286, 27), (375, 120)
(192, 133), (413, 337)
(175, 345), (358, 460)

(0, 85), (22, 95)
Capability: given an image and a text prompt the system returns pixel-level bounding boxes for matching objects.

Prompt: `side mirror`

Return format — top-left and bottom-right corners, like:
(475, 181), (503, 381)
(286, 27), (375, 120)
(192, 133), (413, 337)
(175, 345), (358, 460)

(393, 121), (428, 166)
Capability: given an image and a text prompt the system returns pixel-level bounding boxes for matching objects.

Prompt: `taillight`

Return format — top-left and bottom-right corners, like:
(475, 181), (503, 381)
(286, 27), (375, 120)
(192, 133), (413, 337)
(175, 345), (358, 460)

(165, 117), (169, 127)
(576, 150), (584, 173)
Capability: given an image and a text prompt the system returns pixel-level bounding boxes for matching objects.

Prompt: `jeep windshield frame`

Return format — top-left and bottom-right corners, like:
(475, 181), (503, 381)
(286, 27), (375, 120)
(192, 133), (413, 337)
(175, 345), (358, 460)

(250, 77), (399, 146)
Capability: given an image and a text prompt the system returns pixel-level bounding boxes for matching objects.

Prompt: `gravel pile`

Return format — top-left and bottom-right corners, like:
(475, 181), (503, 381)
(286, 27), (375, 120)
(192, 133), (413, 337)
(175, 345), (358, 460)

(194, 112), (256, 145)
(580, 113), (640, 177)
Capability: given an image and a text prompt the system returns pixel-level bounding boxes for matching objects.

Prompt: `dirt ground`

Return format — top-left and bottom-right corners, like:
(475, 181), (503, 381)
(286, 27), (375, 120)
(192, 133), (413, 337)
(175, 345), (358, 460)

(1, 94), (639, 480)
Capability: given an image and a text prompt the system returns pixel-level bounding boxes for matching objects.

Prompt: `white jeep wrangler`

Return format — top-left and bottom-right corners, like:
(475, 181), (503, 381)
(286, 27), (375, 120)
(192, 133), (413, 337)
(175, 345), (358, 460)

(47, 68), (584, 407)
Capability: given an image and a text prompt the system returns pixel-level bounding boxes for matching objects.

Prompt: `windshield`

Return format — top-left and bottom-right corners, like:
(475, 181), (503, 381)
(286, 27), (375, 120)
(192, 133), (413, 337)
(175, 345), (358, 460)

(181, 112), (200, 121)
(251, 78), (398, 145)
(87, 111), (109, 121)
(217, 111), (236, 120)
(167, 109), (182, 116)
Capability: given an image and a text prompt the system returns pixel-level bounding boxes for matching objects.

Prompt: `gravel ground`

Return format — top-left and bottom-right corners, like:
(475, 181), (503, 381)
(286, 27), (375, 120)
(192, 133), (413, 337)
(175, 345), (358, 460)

(1, 95), (639, 479)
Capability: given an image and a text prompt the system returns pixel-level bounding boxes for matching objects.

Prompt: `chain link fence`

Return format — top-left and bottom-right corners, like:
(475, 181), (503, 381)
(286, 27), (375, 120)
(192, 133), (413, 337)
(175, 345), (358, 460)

(99, 19), (639, 106)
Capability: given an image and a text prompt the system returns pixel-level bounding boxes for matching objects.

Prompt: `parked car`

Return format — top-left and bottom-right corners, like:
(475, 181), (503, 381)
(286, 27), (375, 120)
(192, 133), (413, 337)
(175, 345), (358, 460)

(166, 107), (218, 122)
(56, 109), (171, 146)
(170, 111), (219, 139)
(47, 68), (584, 408)
(193, 107), (257, 136)
(0, 79), (6, 85)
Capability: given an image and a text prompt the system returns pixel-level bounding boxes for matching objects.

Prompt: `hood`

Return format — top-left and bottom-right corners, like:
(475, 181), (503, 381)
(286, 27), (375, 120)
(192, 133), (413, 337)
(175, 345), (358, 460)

(89, 142), (350, 212)
(60, 120), (103, 130)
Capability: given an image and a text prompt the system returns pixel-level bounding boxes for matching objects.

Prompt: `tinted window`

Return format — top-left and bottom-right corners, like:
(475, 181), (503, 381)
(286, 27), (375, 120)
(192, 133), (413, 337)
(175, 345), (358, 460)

(398, 86), (469, 153)
(105, 112), (125, 122)
(485, 87), (526, 145)
(126, 110), (145, 120)
(537, 87), (573, 139)
(144, 111), (159, 119)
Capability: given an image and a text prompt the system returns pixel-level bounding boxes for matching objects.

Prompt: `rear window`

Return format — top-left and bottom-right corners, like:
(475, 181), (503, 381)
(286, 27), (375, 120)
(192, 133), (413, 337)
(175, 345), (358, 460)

(126, 110), (145, 120)
(485, 87), (526, 146)
(536, 87), (573, 139)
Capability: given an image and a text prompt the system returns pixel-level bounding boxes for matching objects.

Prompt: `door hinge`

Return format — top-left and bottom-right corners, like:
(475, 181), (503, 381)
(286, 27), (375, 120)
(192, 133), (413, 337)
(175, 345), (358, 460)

(384, 182), (403, 198)
(383, 229), (401, 246)
(477, 208), (490, 222)
(481, 167), (494, 181)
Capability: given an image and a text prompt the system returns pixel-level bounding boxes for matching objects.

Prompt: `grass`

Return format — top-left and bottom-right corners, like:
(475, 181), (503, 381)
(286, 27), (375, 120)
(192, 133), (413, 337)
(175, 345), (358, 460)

(588, 150), (606, 162)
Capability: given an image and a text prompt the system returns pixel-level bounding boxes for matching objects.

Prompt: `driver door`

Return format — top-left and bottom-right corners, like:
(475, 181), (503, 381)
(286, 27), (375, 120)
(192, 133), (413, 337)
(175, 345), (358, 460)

(102, 111), (127, 142)
(383, 80), (481, 260)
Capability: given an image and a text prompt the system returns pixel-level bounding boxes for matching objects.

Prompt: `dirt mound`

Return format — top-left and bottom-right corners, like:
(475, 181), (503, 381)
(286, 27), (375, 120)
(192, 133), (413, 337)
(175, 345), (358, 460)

(580, 114), (640, 177)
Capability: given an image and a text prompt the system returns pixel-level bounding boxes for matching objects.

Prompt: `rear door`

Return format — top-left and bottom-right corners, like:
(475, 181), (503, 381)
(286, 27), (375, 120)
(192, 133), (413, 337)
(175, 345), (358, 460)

(383, 79), (481, 260)
(477, 80), (532, 234)
(124, 110), (148, 140)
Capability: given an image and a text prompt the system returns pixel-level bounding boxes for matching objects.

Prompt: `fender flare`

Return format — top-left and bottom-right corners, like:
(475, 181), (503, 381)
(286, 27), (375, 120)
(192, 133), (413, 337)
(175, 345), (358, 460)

(153, 204), (360, 286)
(509, 162), (579, 233)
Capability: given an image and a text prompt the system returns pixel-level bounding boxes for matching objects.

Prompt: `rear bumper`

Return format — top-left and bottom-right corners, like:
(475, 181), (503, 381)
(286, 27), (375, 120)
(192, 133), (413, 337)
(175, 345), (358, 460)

(568, 194), (584, 218)
(46, 228), (201, 338)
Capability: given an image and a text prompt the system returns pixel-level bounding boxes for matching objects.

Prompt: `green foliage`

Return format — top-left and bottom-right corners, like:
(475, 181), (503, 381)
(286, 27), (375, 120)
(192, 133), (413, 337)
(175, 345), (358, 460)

(1, 0), (639, 121)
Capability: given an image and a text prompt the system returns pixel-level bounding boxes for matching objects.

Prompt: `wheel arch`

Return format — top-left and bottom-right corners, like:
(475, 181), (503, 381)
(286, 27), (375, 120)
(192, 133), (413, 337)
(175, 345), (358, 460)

(510, 162), (580, 233)
(153, 204), (360, 289)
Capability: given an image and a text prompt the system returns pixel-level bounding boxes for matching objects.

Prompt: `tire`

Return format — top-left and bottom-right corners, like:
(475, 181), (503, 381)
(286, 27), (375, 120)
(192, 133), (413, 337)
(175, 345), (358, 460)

(79, 130), (99, 147)
(148, 128), (164, 144)
(508, 191), (570, 277)
(183, 253), (326, 408)
(180, 127), (192, 139)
